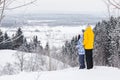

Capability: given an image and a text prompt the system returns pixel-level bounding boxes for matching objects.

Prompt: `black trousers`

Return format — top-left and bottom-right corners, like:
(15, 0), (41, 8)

(79, 55), (85, 69)
(85, 49), (93, 69)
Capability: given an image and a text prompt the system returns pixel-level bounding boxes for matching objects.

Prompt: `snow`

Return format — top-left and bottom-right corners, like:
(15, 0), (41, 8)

(0, 25), (94, 48)
(0, 50), (119, 80)
(0, 50), (17, 66)
(0, 26), (120, 80)
(0, 66), (120, 80)
(0, 50), (70, 70)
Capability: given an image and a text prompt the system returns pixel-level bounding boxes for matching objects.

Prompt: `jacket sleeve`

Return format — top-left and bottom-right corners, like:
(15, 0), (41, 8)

(76, 41), (80, 49)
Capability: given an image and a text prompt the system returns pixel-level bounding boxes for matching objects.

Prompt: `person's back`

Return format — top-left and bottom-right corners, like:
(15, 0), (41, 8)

(83, 26), (94, 49)
(83, 25), (94, 69)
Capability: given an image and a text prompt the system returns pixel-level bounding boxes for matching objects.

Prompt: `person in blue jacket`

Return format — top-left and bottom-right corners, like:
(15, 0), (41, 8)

(76, 32), (85, 69)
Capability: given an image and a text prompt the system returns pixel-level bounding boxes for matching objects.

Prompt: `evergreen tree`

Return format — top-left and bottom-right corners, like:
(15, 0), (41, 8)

(61, 35), (78, 67)
(0, 29), (4, 49)
(3, 32), (12, 49)
(45, 42), (50, 55)
(13, 27), (24, 49)
(94, 16), (120, 68)
(18, 38), (29, 52)
(28, 36), (43, 53)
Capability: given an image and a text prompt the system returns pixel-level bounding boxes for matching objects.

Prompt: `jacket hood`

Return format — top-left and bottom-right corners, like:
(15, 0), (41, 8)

(86, 26), (92, 32)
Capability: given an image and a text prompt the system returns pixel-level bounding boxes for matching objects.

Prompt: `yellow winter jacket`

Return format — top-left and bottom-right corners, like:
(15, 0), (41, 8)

(83, 26), (94, 49)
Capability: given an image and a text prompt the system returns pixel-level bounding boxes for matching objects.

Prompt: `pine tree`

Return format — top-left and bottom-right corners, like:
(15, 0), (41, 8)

(45, 42), (50, 55)
(0, 29), (4, 49)
(13, 27), (24, 49)
(94, 16), (120, 68)
(3, 32), (12, 49)
(18, 38), (29, 52)
(61, 35), (78, 67)
(28, 36), (43, 53)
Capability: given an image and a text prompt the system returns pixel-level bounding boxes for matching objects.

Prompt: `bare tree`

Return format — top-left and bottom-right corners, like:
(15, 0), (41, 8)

(15, 49), (26, 71)
(103, 0), (111, 18)
(0, 0), (37, 24)
(2, 63), (15, 75)
(103, 0), (120, 17)
(107, 0), (120, 9)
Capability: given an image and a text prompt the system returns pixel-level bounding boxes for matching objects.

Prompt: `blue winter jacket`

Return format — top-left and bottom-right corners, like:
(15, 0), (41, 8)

(76, 35), (85, 55)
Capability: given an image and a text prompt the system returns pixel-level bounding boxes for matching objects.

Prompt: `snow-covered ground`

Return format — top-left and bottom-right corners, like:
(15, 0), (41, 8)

(0, 50), (119, 80)
(0, 26), (120, 80)
(0, 25), (94, 47)
(0, 50), (70, 71)
(0, 66), (120, 80)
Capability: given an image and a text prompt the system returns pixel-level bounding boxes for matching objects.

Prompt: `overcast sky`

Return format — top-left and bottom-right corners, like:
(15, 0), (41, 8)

(8, 0), (107, 14)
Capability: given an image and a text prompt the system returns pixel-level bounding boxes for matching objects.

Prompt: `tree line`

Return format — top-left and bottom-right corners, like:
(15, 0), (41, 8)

(0, 27), (48, 54)
(94, 17), (120, 68)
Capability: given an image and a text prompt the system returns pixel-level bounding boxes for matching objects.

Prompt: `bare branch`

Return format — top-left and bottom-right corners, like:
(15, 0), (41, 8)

(0, 0), (37, 24)
(6, 0), (37, 10)
(0, 0), (5, 23)
(103, 0), (111, 18)
(113, 0), (120, 7)
(0, 1), (4, 6)
(5, 0), (16, 7)
(108, 0), (120, 9)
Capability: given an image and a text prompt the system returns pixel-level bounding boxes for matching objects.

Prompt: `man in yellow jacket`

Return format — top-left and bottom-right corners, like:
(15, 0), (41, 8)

(83, 25), (94, 69)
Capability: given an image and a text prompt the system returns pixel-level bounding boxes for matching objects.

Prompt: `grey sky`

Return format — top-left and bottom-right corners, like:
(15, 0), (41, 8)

(8, 0), (107, 14)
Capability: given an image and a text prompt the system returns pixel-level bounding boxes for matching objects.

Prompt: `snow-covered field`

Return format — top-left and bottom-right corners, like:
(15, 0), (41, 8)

(0, 66), (120, 80)
(1, 25), (94, 47)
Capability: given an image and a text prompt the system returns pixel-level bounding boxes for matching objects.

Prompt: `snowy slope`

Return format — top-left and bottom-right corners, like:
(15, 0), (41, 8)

(0, 66), (120, 80)
(0, 50), (70, 70)
(0, 50), (16, 66)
